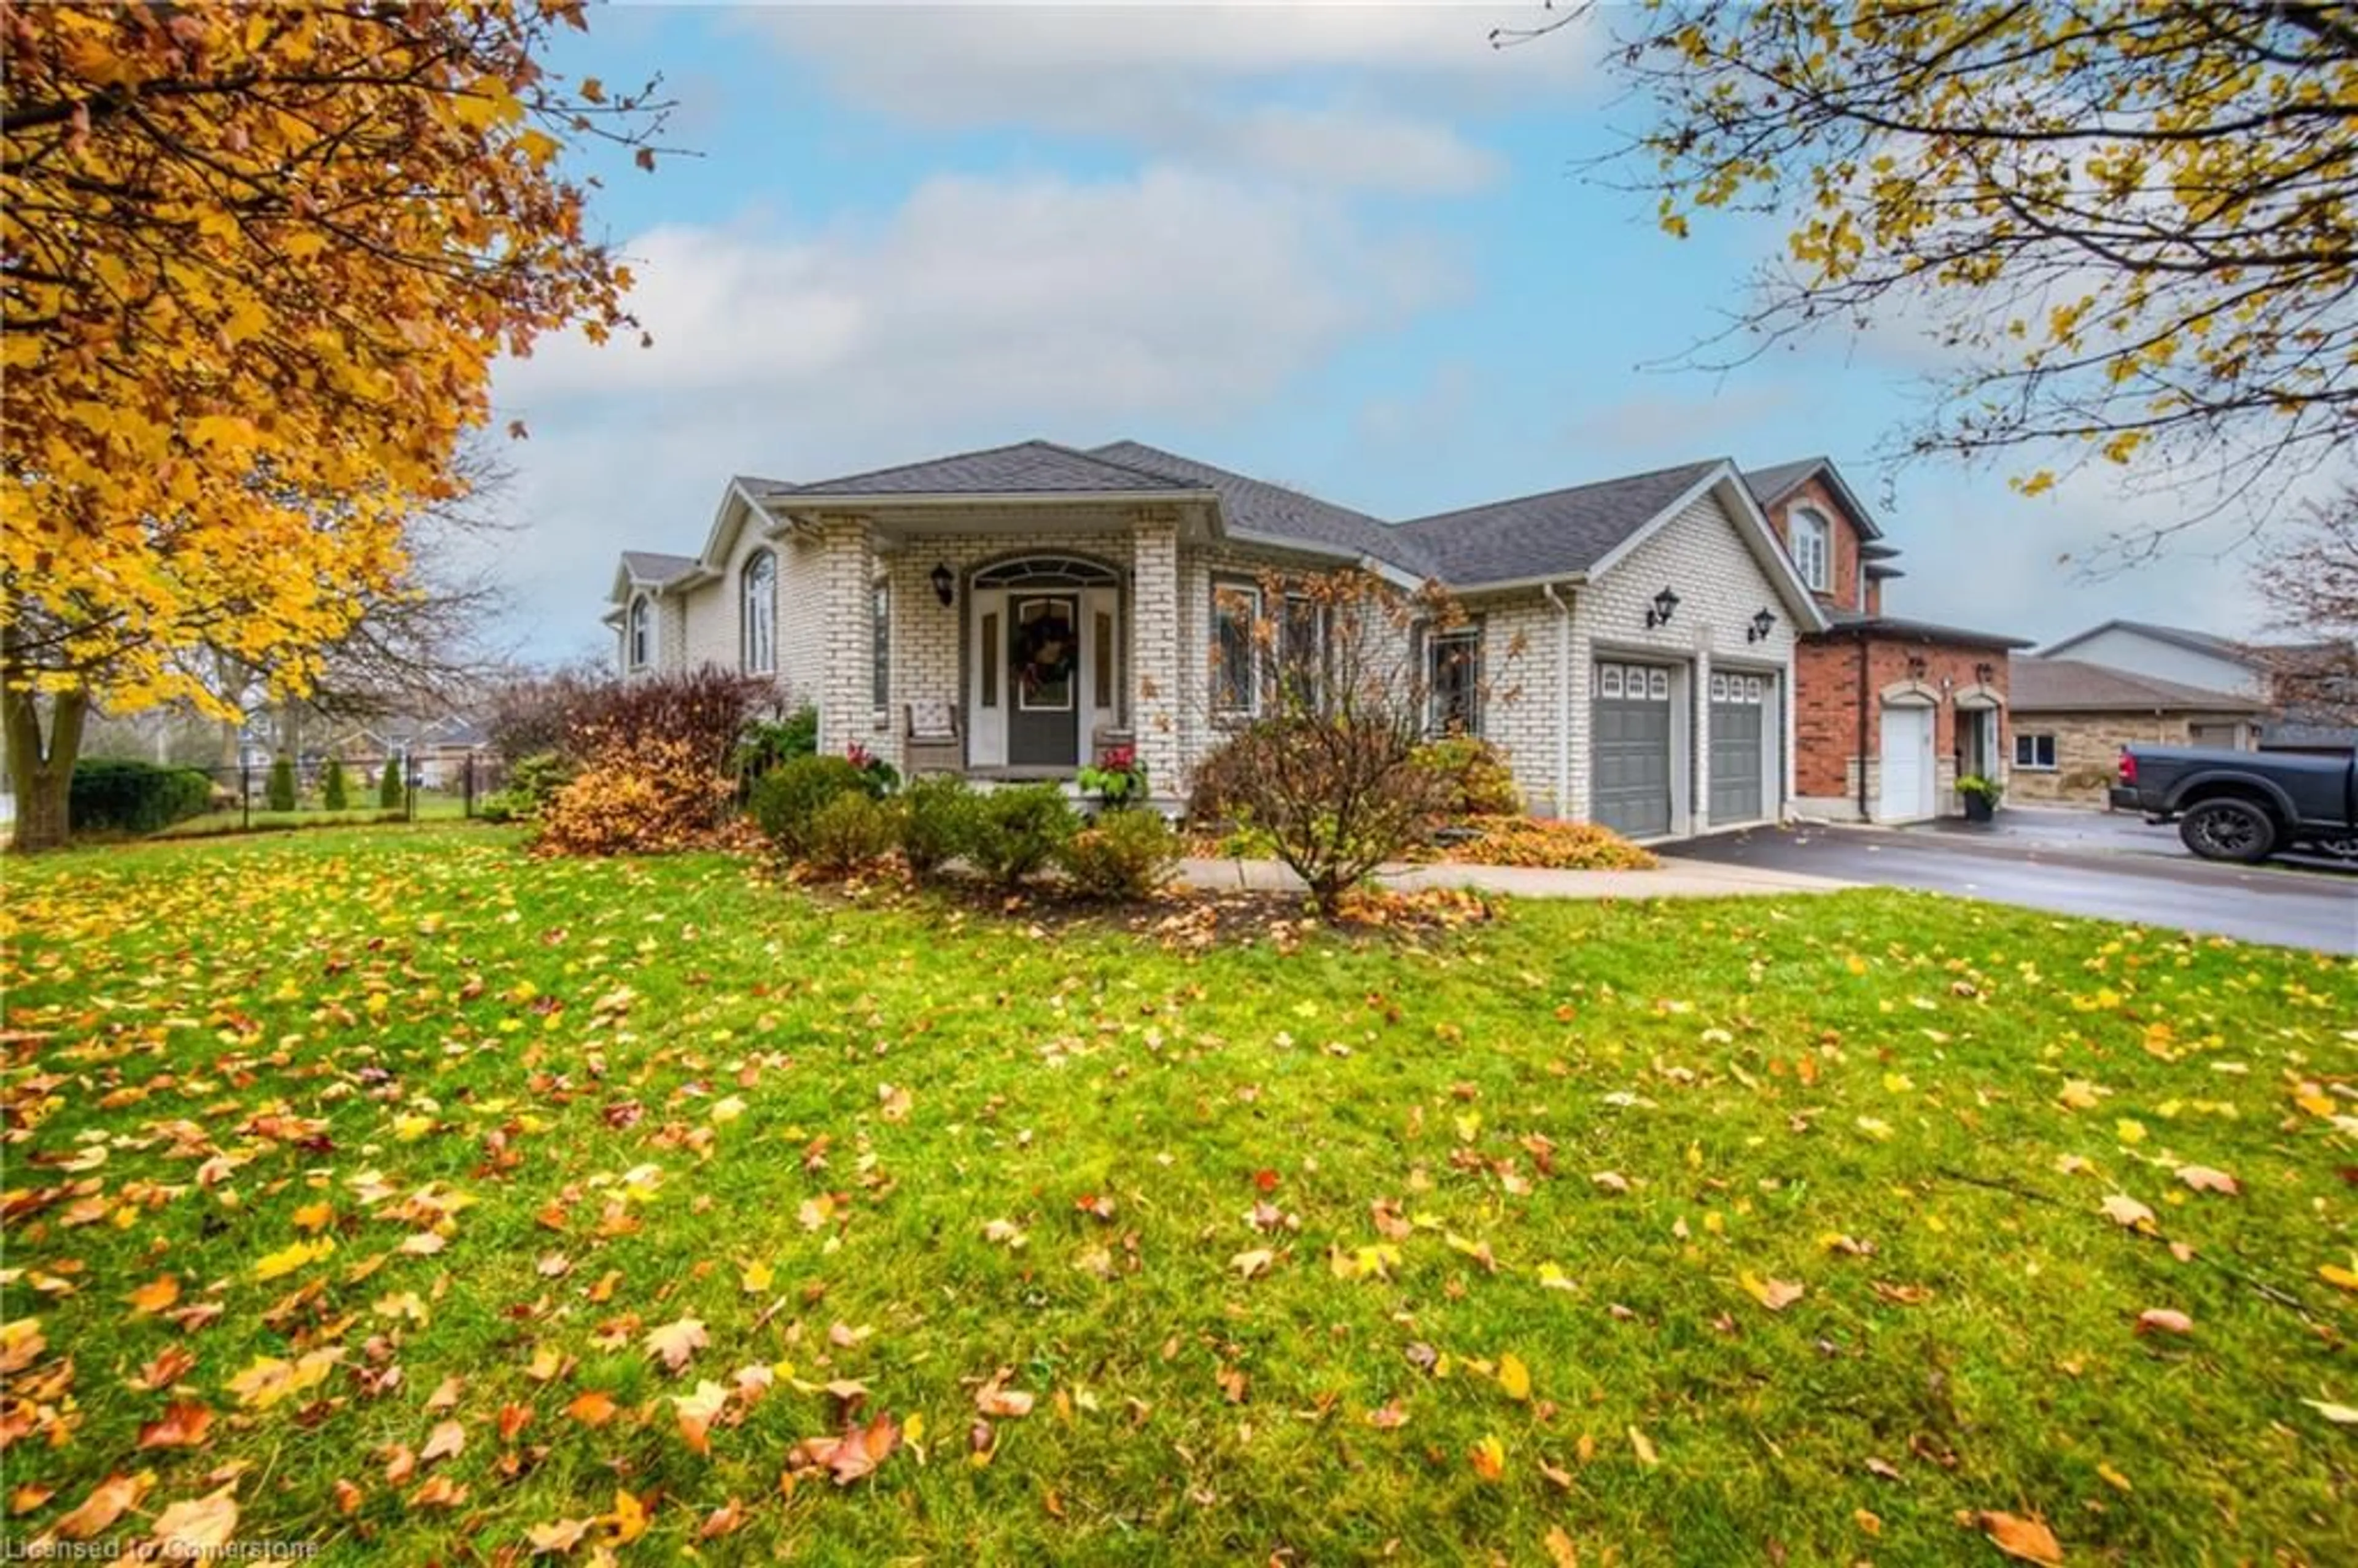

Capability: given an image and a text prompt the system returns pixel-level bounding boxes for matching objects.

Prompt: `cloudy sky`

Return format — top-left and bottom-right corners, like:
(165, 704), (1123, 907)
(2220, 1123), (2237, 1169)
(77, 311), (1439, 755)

(488, 1), (2279, 664)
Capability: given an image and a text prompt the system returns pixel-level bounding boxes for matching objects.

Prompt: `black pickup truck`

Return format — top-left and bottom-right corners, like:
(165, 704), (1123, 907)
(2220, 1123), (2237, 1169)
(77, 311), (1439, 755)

(2112, 745), (2358, 863)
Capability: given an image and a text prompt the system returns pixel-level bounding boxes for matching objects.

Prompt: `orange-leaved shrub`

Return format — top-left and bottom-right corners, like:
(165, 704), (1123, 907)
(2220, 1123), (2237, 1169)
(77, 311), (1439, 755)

(1436, 817), (1658, 871)
(532, 737), (737, 856)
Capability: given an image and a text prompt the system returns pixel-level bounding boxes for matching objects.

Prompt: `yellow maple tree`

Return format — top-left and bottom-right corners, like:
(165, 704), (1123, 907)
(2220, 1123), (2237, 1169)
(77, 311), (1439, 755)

(1, 0), (665, 848)
(1527, 1), (2357, 541)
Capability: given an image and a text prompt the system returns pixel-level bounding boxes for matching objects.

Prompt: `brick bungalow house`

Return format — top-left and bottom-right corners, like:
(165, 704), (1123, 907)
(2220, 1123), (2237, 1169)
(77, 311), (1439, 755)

(1741, 459), (2033, 823)
(2034, 619), (2357, 758)
(607, 439), (1829, 841)
(2005, 657), (2271, 804)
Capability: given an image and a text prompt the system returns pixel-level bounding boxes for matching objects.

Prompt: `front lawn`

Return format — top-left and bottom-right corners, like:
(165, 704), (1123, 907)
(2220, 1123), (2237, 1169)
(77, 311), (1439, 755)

(3, 829), (2352, 1563)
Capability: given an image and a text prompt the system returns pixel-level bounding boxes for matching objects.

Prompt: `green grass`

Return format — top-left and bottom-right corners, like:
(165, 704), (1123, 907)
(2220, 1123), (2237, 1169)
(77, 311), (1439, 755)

(3, 828), (2353, 1563)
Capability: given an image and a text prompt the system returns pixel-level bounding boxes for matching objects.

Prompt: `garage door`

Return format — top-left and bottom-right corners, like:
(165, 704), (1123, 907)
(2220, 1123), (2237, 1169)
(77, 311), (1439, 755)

(1879, 703), (1936, 821)
(1592, 661), (1673, 838)
(1708, 672), (1768, 824)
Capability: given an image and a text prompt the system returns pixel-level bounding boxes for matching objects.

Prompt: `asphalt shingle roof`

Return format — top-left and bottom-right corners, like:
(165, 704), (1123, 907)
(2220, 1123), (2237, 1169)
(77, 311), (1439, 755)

(1087, 441), (1436, 576)
(1741, 458), (1824, 506)
(1393, 460), (1721, 586)
(620, 551), (698, 584)
(778, 440), (1202, 499)
(2009, 657), (2267, 713)
(1823, 608), (2029, 649)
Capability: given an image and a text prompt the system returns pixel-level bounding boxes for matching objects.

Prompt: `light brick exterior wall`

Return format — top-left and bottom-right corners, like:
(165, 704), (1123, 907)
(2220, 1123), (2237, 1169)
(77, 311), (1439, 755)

(1468, 595), (1561, 813)
(1551, 489), (1799, 831)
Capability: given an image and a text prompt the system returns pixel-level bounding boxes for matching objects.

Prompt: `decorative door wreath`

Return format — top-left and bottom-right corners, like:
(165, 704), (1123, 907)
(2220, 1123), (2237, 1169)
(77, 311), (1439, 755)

(1016, 609), (1077, 694)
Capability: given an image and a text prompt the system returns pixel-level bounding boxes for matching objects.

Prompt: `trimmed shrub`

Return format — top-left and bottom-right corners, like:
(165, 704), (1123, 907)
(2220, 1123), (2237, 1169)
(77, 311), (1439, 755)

(265, 756), (298, 812)
(1412, 737), (1522, 818)
(322, 758), (350, 811)
(804, 792), (899, 875)
(534, 737), (736, 856)
(378, 757), (403, 809)
(733, 705), (819, 778)
(477, 751), (572, 823)
(68, 759), (213, 835)
(1059, 808), (1178, 899)
(898, 774), (976, 878)
(963, 783), (1077, 890)
(748, 755), (868, 856)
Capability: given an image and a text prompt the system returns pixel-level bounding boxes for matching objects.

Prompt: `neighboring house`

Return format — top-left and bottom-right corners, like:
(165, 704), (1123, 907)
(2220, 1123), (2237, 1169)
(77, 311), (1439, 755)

(605, 438), (1829, 840)
(329, 713), (494, 791)
(1741, 459), (2032, 824)
(2006, 658), (2269, 804)
(2037, 619), (2358, 755)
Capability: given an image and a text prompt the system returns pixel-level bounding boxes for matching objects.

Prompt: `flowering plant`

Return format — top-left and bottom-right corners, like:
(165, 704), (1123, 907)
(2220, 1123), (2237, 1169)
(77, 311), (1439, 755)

(1076, 743), (1148, 809)
(844, 742), (901, 800)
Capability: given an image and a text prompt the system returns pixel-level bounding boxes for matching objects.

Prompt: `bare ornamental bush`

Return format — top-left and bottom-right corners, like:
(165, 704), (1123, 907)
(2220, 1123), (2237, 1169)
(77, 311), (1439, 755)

(1193, 570), (1521, 917)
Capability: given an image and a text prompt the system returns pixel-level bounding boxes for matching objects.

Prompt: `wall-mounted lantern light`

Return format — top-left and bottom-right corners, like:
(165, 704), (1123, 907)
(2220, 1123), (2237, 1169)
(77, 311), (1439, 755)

(1645, 586), (1681, 630)
(930, 563), (955, 607)
(1746, 607), (1777, 643)
(1906, 652), (1929, 680)
(1973, 661), (1994, 685)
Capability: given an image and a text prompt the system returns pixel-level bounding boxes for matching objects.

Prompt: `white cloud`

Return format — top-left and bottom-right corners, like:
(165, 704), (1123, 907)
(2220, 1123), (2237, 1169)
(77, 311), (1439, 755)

(489, 165), (1463, 654)
(729, 4), (1590, 193)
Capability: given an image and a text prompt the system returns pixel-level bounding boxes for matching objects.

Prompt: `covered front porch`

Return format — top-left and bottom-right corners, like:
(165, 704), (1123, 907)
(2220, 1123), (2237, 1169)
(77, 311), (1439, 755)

(788, 502), (1194, 794)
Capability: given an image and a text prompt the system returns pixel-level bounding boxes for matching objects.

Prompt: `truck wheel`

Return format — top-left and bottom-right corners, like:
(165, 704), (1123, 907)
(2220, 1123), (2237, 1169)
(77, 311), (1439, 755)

(2178, 799), (2277, 863)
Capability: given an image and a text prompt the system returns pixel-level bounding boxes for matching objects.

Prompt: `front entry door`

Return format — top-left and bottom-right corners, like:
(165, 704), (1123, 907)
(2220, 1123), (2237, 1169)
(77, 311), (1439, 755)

(1008, 596), (1080, 767)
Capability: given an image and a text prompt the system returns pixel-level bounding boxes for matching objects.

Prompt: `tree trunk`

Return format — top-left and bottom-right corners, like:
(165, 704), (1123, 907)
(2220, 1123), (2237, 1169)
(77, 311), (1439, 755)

(3, 678), (88, 853)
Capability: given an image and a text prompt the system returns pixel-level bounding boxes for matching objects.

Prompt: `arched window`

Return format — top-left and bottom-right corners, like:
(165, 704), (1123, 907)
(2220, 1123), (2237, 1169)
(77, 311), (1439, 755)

(741, 550), (776, 674)
(1791, 508), (1832, 592)
(628, 596), (652, 669)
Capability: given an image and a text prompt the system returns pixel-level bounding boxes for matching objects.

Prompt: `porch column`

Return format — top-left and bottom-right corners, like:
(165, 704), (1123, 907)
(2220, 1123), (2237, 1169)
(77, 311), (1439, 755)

(815, 515), (877, 756)
(1130, 518), (1183, 799)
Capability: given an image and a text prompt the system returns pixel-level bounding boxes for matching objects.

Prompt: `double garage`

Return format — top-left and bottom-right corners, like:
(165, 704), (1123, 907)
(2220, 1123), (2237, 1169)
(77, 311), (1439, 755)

(1590, 658), (1780, 840)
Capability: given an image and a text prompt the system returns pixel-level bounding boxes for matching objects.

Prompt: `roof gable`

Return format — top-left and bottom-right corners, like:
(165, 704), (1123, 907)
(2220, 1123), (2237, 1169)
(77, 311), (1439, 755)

(1740, 455), (1886, 541)
(2037, 619), (2262, 668)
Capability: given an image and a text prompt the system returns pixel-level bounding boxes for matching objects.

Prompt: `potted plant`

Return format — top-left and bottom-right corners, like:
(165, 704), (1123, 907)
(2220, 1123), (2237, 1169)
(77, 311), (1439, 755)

(1957, 774), (2003, 823)
(1076, 743), (1148, 812)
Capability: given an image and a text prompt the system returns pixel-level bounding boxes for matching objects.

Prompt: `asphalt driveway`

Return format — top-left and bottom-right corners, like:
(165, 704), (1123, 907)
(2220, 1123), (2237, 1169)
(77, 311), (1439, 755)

(1671, 809), (2357, 954)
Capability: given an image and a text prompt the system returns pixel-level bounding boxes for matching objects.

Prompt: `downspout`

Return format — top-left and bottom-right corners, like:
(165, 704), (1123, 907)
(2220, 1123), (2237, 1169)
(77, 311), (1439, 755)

(1854, 629), (1870, 820)
(1541, 582), (1573, 817)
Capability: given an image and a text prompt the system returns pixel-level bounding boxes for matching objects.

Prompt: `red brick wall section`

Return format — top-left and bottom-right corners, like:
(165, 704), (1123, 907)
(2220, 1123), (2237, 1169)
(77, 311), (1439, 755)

(1793, 637), (1860, 798)
(1794, 632), (2013, 801)
(1758, 476), (1866, 615)
(1864, 575), (1883, 616)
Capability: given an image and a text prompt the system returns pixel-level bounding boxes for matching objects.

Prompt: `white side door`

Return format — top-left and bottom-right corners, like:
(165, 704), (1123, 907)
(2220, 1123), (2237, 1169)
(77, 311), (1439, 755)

(1878, 704), (1934, 821)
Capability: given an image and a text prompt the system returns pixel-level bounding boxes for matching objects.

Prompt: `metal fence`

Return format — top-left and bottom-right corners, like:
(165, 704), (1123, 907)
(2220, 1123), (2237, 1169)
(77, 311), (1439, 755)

(148, 753), (508, 836)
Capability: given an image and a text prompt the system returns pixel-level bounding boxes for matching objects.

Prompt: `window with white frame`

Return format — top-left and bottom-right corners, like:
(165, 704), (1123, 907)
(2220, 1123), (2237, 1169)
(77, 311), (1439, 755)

(1791, 508), (1832, 592)
(871, 580), (890, 712)
(1278, 592), (1326, 710)
(1212, 582), (1261, 716)
(1427, 627), (1482, 736)
(741, 551), (776, 674)
(2014, 732), (2058, 770)
(628, 595), (651, 669)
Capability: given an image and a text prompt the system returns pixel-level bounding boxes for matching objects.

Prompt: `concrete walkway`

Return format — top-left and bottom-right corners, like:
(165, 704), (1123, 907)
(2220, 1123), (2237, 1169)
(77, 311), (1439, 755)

(1176, 855), (1851, 901)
